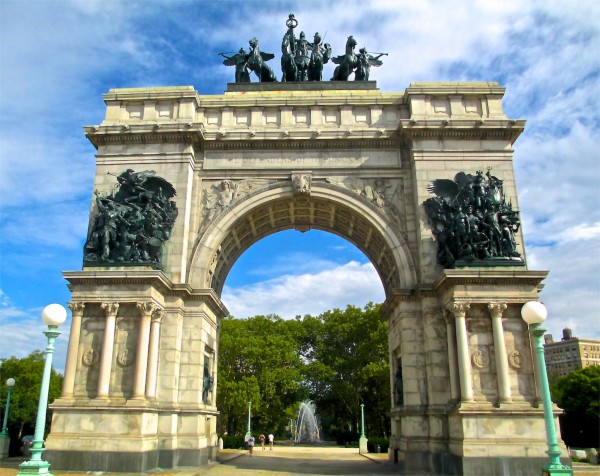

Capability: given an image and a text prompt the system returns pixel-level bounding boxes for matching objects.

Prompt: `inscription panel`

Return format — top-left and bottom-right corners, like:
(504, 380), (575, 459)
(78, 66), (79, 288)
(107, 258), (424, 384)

(204, 150), (401, 170)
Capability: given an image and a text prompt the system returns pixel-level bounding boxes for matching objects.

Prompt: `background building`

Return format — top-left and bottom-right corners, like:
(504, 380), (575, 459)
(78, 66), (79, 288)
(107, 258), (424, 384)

(544, 328), (600, 377)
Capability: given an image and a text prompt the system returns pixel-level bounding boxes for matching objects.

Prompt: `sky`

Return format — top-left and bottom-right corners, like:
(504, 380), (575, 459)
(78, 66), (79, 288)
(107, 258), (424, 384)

(0, 0), (599, 374)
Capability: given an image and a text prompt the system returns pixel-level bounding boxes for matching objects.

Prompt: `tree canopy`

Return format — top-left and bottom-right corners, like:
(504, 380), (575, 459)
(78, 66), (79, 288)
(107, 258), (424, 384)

(551, 365), (600, 448)
(552, 365), (600, 418)
(0, 351), (63, 441)
(216, 303), (390, 441)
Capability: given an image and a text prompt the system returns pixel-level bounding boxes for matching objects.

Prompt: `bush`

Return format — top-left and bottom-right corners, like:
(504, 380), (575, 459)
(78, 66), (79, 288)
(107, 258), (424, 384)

(334, 430), (357, 446)
(367, 436), (389, 453)
(221, 434), (246, 449)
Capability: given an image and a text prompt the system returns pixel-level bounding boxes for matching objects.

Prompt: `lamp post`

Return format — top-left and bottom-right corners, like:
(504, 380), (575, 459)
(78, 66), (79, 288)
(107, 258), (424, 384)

(521, 301), (572, 476)
(359, 403), (368, 454)
(0, 378), (16, 458)
(17, 304), (66, 476)
(1, 378), (15, 436)
(245, 401), (252, 442)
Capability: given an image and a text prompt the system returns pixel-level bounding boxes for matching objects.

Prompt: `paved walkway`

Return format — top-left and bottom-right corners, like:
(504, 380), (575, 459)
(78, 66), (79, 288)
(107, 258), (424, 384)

(1, 447), (599, 475)
(209, 446), (397, 475)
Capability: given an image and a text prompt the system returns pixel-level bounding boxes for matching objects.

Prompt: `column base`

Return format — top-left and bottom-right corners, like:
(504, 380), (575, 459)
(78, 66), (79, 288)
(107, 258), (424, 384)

(17, 459), (52, 476)
(543, 462), (574, 475)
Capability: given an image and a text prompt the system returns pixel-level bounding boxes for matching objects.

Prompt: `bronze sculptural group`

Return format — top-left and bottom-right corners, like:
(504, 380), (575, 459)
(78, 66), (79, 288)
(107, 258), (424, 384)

(424, 168), (523, 269)
(84, 169), (178, 266)
(220, 13), (385, 83)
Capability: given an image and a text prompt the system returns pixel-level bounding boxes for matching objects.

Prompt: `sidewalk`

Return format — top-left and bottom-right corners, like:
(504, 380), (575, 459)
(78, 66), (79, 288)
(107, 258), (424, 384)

(2, 451), (599, 475)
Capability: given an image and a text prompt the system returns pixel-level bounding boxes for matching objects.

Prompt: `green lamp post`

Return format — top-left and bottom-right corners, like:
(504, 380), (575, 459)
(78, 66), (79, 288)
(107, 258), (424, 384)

(521, 301), (573, 476)
(17, 304), (66, 476)
(1, 378), (15, 436)
(1, 377), (16, 458)
(245, 401), (252, 442)
(359, 403), (368, 454)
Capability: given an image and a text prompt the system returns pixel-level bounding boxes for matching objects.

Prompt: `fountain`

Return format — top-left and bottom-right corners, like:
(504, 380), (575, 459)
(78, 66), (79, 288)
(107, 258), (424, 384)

(294, 400), (320, 443)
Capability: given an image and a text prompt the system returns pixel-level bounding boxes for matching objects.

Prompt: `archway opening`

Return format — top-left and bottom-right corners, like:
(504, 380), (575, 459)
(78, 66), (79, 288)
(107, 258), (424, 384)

(222, 229), (385, 319)
(217, 228), (391, 445)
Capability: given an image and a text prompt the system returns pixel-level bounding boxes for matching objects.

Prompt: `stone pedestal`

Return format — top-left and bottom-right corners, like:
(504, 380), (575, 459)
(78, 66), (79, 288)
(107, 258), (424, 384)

(0, 436), (9, 459)
(46, 270), (224, 472)
(359, 436), (368, 454)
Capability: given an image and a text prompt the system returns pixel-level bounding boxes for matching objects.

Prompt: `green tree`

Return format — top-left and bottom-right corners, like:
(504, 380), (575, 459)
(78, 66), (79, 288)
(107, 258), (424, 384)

(217, 314), (306, 436)
(551, 366), (600, 448)
(0, 351), (63, 439)
(301, 303), (390, 440)
(552, 366), (600, 417)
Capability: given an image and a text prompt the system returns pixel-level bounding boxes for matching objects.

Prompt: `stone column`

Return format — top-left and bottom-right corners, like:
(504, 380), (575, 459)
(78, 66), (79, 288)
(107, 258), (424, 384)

(133, 302), (158, 399)
(145, 308), (164, 399)
(449, 302), (474, 402)
(97, 302), (119, 398)
(444, 310), (460, 401)
(488, 302), (511, 403)
(62, 302), (85, 397)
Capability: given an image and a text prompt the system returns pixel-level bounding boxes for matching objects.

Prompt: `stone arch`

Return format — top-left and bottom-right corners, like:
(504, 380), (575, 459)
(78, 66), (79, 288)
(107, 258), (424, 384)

(188, 181), (417, 297)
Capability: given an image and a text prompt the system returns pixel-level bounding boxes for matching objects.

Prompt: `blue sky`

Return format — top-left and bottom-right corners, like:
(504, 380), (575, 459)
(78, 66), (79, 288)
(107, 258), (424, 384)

(1, 0), (599, 373)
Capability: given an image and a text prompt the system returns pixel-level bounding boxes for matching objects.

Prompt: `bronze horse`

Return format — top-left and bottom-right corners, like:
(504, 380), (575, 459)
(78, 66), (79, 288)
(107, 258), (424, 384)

(247, 37), (277, 82)
(281, 33), (298, 81)
(331, 36), (358, 81)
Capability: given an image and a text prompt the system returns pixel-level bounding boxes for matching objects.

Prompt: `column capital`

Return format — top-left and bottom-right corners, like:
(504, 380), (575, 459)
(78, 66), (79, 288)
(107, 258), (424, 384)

(101, 302), (120, 317)
(151, 308), (164, 323)
(136, 301), (160, 317)
(487, 302), (507, 318)
(68, 302), (85, 316)
(448, 302), (470, 318)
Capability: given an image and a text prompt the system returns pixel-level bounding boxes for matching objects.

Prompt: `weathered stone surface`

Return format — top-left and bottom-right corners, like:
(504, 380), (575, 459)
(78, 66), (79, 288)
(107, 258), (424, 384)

(49, 83), (564, 474)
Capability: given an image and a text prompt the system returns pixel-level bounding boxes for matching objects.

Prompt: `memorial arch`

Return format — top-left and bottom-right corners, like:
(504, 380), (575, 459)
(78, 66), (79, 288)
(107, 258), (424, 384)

(188, 182), (417, 294)
(45, 81), (563, 475)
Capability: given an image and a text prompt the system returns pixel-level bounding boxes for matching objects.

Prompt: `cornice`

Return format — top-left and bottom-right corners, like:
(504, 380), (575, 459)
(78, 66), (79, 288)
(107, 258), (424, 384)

(404, 81), (506, 96)
(433, 269), (549, 291)
(63, 270), (229, 318)
(103, 86), (201, 105)
(201, 136), (402, 150)
(399, 119), (526, 144)
(84, 124), (205, 149)
(84, 124), (403, 150)
(84, 120), (524, 150)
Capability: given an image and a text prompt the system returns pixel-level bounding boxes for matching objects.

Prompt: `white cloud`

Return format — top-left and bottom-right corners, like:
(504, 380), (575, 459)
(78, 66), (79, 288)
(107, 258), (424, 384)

(527, 238), (600, 340)
(0, 291), (69, 373)
(223, 261), (385, 319)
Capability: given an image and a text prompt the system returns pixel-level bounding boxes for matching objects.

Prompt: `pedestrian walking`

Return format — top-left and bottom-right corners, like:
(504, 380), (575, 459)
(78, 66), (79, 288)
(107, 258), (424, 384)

(259, 433), (266, 450)
(247, 434), (255, 456)
(268, 433), (274, 450)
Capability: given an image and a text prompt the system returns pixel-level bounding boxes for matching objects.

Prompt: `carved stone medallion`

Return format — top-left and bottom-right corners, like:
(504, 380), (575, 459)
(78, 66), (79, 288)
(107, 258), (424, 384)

(471, 348), (489, 369)
(82, 348), (99, 367)
(508, 350), (522, 370)
(117, 347), (135, 367)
